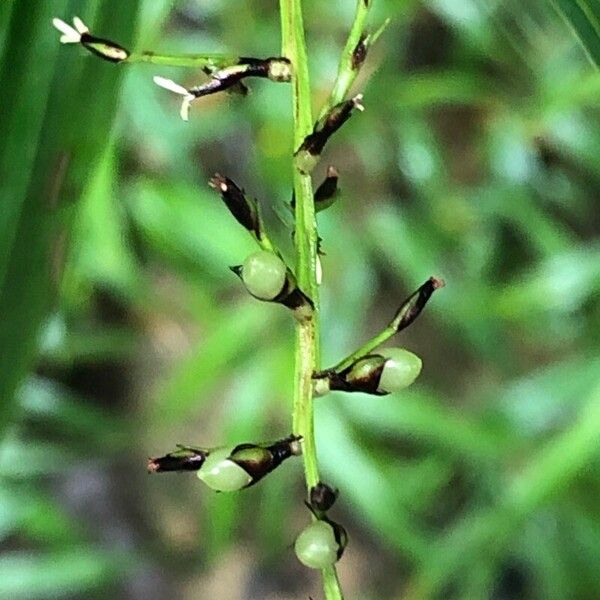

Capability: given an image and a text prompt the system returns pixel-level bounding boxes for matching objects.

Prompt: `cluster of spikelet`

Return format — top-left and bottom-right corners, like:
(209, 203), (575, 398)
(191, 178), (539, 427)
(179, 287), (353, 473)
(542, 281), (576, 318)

(52, 11), (443, 576)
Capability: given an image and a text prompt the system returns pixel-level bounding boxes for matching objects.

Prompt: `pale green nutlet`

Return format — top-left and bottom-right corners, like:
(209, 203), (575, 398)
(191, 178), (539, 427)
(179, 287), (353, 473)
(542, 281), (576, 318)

(294, 520), (340, 569)
(197, 447), (252, 492)
(241, 251), (287, 300)
(378, 347), (422, 393)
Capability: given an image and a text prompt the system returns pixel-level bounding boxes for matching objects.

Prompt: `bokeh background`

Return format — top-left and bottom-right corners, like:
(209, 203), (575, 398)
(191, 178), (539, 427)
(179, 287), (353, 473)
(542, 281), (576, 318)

(1, 1), (599, 599)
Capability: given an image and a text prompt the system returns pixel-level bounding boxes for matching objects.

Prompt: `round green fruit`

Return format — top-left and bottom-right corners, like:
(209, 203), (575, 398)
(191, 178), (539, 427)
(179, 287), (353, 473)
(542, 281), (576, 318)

(378, 347), (422, 393)
(294, 520), (341, 569)
(197, 447), (252, 492)
(241, 251), (287, 300)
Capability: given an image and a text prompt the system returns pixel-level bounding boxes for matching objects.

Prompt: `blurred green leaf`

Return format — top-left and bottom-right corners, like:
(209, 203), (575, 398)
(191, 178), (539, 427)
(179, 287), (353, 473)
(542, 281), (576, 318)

(63, 141), (142, 304)
(0, 436), (73, 479)
(552, 0), (600, 67)
(318, 406), (431, 562)
(151, 301), (286, 424)
(339, 390), (513, 460)
(406, 381), (600, 598)
(19, 377), (127, 447)
(0, 549), (122, 600)
(0, 0), (140, 437)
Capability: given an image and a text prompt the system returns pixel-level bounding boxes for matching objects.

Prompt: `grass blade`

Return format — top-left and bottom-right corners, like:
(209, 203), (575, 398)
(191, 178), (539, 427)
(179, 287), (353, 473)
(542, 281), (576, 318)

(0, 0), (140, 437)
(552, 0), (600, 67)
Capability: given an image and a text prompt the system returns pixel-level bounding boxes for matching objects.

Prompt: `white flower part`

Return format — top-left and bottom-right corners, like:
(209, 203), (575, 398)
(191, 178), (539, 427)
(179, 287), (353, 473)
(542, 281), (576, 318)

(52, 16), (88, 44)
(313, 376), (330, 397)
(153, 76), (189, 96)
(153, 76), (195, 121)
(316, 255), (323, 286)
(72, 17), (89, 35)
(179, 95), (195, 122)
(352, 94), (365, 112)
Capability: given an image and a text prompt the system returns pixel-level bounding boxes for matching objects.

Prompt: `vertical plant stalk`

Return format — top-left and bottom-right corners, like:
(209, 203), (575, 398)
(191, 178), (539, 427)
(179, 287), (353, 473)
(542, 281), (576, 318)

(280, 2), (344, 599)
(318, 0), (371, 119)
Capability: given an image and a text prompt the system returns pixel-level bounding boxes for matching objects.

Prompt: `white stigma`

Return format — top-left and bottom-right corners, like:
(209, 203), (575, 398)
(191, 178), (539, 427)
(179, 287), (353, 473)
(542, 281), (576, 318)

(153, 76), (189, 96)
(316, 255), (323, 286)
(352, 94), (365, 112)
(52, 16), (88, 44)
(72, 16), (89, 35)
(180, 95), (194, 122)
(153, 76), (195, 121)
(52, 18), (81, 44)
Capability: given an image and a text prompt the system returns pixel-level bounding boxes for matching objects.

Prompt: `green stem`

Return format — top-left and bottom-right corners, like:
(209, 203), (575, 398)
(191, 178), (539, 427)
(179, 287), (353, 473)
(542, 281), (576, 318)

(126, 51), (238, 69)
(280, 2), (344, 599)
(317, 2), (391, 121)
(280, 0), (319, 486)
(328, 277), (442, 373)
(332, 323), (398, 373)
(319, 0), (371, 119)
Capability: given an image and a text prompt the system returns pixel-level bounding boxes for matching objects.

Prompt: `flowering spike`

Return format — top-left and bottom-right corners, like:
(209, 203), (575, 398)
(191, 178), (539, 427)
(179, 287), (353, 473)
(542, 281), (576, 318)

(149, 436), (302, 492)
(52, 16), (129, 62)
(229, 57), (292, 83)
(208, 173), (278, 253)
(147, 445), (209, 473)
(390, 276), (445, 333)
(317, 347), (422, 396)
(80, 36), (129, 62)
(154, 58), (291, 120)
(208, 174), (261, 237)
(295, 95), (365, 173)
(228, 435), (302, 488)
(314, 277), (444, 380)
(313, 166), (340, 212)
(351, 33), (369, 70)
(290, 166), (340, 215)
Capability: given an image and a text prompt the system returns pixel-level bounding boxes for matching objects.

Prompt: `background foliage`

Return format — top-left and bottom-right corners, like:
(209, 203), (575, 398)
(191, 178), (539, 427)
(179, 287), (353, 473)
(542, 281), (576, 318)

(1, 1), (599, 599)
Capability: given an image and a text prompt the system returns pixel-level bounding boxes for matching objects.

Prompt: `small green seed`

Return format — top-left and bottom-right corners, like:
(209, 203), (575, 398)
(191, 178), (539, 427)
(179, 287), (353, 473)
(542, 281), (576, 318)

(241, 251), (287, 300)
(197, 447), (252, 492)
(294, 520), (340, 569)
(378, 348), (422, 393)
